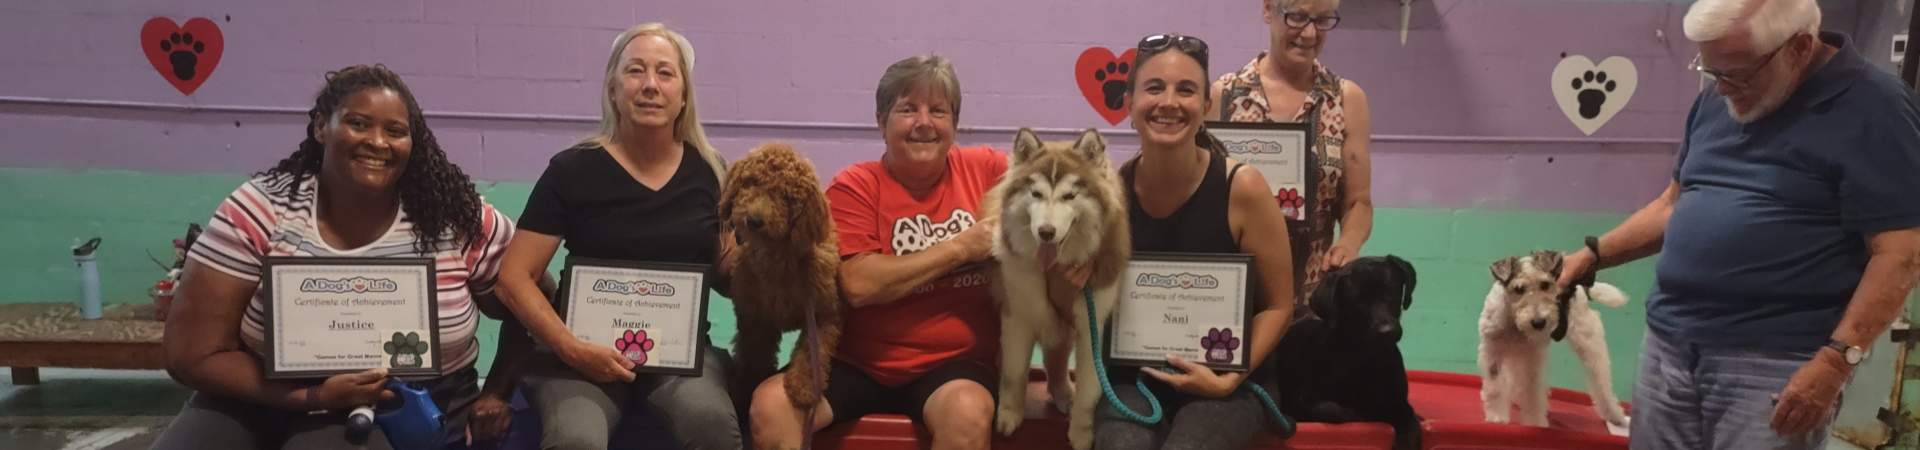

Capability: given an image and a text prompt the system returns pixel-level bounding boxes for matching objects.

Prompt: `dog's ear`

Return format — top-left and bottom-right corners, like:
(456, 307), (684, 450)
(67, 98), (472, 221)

(1490, 256), (1518, 285)
(1072, 128), (1107, 164)
(780, 149), (830, 243)
(716, 167), (738, 229)
(1388, 255), (1416, 310)
(1530, 250), (1564, 277)
(792, 187), (832, 243)
(1012, 128), (1044, 164)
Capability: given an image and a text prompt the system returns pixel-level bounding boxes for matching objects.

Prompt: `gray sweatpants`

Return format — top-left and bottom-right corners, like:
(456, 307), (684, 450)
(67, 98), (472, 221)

(521, 345), (741, 450)
(1093, 372), (1267, 450)
(150, 367), (477, 450)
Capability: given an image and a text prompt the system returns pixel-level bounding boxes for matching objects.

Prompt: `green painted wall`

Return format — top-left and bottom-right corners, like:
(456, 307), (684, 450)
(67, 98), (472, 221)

(0, 167), (1653, 396)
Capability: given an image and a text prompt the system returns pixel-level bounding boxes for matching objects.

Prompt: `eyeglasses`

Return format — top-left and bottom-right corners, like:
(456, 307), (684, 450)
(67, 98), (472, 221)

(1687, 34), (1798, 89)
(1282, 11), (1341, 31)
(1138, 34), (1210, 66)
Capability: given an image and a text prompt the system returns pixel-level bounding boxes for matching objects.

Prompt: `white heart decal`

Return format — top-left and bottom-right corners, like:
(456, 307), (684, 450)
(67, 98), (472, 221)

(1552, 55), (1638, 136)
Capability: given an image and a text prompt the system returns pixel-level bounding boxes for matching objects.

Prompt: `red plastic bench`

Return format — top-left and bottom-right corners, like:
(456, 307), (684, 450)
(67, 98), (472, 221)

(1408, 371), (1628, 450)
(809, 370), (1627, 450)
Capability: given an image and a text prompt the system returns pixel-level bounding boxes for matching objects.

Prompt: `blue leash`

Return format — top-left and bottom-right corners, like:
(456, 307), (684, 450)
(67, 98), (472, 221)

(1084, 289), (1297, 438)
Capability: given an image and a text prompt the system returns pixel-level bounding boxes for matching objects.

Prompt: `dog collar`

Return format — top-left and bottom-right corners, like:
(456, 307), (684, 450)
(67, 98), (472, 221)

(1550, 237), (1602, 342)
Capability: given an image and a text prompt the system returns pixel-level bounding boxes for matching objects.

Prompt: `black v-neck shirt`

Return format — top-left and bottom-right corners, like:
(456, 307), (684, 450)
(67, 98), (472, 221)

(520, 142), (722, 336)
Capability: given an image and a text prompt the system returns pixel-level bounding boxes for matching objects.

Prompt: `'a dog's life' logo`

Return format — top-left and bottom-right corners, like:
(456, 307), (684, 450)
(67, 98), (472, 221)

(1134, 273), (1221, 290)
(1221, 138), (1288, 155)
(300, 277), (398, 294)
(592, 279), (676, 296)
(891, 209), (977, 255)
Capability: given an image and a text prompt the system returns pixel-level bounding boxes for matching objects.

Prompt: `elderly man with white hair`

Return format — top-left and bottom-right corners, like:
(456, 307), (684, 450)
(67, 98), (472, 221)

(1552, 0), (1920, 448)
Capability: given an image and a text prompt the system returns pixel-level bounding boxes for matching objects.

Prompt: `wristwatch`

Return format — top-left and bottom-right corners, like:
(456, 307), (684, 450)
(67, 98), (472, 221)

(1825, 339), (1868, 366)
(1584, 236), (1601, 267)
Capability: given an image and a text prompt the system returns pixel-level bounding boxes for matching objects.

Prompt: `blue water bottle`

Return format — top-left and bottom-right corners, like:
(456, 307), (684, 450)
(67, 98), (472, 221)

(72, 238), (103, 320)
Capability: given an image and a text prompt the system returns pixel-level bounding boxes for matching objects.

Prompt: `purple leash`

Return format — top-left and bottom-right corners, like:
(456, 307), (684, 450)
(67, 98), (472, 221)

(800, 305), (822, 450)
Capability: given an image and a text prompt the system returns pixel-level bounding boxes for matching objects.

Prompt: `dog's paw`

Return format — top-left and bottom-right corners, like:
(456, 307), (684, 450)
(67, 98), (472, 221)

(1604, 416), (1629, 436)
(1482, 407), (1510, 424)
(1069, 417), (1095, 450)
(1310, 401), (1357, 422)
(995, 402), (1025, 436)
(1048, 378), (1074, 414)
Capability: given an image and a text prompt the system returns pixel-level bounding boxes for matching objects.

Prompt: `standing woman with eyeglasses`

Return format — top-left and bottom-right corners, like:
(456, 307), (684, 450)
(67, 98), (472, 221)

(1095, 33), (1298, 450)
(1212, 0), (1373, 317)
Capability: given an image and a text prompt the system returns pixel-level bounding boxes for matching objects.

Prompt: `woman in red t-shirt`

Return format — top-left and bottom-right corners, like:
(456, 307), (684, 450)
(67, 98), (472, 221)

(749, 54), (1006, 450)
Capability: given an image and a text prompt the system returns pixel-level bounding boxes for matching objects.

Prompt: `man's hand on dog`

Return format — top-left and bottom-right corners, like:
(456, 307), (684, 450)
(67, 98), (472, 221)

(1142, 354), (1242, 398)
(1770, 348), (1849, 437)
(1555, 248), (1598, 289)
(559, 341), (637, 383)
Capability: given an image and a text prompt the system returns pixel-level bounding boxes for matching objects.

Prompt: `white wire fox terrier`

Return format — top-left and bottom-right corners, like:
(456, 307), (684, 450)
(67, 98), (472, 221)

(1478, 250), (1631, 432)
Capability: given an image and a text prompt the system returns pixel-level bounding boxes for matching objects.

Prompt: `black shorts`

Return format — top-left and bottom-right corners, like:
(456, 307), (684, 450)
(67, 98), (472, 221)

(821, 358), (998, 425)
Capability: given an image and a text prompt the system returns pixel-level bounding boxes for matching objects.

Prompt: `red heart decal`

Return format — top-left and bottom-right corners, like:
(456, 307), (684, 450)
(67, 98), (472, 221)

(141, 17), (224, 96)
(1074, 47), (1136, 126)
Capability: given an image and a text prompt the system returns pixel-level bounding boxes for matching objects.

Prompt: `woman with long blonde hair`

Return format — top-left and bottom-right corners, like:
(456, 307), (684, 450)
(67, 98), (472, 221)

(485, 23), (741, 450)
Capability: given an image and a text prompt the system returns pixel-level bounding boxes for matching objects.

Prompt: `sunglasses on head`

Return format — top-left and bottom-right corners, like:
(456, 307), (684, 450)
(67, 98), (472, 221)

(1137, 34), (1210, 66)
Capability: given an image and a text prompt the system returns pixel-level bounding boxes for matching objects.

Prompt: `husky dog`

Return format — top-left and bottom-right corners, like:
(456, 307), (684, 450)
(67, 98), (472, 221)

(984, 128), (1131, 450)
(1478, 251), (1631, 429)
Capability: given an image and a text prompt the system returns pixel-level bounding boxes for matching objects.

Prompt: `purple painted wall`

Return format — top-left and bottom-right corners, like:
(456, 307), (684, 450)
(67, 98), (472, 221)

(0, 0), (1882, 212)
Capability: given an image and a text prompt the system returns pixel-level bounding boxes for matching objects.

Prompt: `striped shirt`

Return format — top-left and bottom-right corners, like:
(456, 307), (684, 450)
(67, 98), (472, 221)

(186, 173), (514, 375)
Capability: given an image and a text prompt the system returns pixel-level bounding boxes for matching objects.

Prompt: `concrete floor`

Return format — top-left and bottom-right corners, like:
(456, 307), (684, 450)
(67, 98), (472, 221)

(0, 369), (187, 450)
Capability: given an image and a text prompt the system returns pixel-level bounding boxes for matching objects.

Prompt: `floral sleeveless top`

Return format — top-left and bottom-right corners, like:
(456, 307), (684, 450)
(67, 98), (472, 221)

(1214, 54), (1347, 309)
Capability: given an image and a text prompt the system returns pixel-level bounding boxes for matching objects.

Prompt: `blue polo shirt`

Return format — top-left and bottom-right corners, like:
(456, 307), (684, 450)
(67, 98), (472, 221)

(1650, 32), (1920, 350)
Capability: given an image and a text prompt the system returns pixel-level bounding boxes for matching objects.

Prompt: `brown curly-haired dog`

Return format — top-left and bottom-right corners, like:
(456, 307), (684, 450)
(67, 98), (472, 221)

(719, 142), (842, 409)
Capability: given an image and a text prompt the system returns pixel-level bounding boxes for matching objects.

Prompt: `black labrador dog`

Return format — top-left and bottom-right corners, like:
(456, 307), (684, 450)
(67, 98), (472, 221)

(1271, 255), (1422, 450)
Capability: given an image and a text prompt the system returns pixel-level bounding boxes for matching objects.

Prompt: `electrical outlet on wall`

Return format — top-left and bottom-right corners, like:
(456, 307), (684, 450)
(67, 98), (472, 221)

(1895, 33), (1908, 66)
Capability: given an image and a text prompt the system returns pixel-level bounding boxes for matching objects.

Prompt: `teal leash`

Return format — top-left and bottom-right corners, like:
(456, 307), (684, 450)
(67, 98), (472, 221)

(1083, 289), (1297, 438)
(1087, 288), (1164, 425)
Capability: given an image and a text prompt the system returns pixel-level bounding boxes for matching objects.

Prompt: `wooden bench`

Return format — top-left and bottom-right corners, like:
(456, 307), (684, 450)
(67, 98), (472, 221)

(0, 303), (166, 385)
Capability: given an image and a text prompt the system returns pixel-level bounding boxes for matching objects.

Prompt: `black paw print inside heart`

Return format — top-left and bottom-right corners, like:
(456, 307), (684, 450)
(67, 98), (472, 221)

(1094, 61), (1131, 111)
(159, 32), (205, 81)
(1571, 70), (1617, 119)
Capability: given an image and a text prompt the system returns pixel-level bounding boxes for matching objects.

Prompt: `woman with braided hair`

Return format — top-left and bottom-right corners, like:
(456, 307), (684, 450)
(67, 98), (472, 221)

(155, 64), (520, 450)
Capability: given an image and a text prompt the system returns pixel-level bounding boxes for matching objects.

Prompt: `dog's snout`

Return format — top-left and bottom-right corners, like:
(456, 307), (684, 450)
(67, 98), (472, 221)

(1377, 324), (1403, 342)
(1037, 225), (1057, 242)
(744, 215), (765, 231)
(1530, 318), (1548, 330)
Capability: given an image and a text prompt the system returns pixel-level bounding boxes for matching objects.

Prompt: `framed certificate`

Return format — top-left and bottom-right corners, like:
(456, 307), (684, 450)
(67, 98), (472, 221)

(1107, 252), (1258, 373)
(560, 256), (710, 376)
(261, 257), (440, 379)
(1207, 121), (1316, 223)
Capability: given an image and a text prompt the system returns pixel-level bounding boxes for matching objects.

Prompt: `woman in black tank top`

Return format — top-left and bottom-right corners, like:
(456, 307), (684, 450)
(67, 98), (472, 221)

(1093, 34), (1301, 450)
